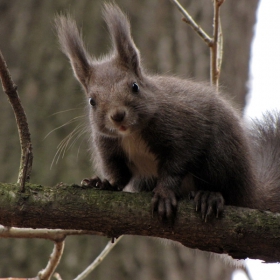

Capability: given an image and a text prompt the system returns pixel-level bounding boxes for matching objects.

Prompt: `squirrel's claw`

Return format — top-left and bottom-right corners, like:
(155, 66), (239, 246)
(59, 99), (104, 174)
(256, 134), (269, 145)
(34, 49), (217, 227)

(190, 190), (224, 221)
(81, 177), (116, 191)
(152, 186), (177, 222)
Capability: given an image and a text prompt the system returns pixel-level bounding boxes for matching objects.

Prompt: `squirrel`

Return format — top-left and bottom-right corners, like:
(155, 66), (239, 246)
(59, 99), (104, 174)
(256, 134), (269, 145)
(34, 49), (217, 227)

(55, 3), (280, 221)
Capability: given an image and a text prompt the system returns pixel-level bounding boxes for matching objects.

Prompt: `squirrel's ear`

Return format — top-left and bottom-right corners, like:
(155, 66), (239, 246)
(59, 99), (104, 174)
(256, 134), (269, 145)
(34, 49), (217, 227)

(55, 15), (92, 89)
(103, 3), (142, 78)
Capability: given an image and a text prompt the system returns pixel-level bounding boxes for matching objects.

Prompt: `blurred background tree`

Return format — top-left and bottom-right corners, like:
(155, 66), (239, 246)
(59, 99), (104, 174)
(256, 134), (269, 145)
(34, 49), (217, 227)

(0, 0), (259, 279)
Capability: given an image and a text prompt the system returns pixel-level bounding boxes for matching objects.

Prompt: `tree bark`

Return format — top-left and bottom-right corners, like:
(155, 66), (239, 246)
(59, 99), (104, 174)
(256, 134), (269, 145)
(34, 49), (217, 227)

(1, 183), (280, 263)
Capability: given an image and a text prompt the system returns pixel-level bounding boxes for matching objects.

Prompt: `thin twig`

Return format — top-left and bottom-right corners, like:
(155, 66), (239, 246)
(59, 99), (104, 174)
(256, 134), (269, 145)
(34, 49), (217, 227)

(211, 0), (225, 88)
(170, 0), (225, 89)
(0, 225), (102, 241)
(73, 235), (124, 280)
(0, 49), (33, 186)
(170, 0), (213, 46)
(53, 272), (63, 280)
(38, 240), (65, 280)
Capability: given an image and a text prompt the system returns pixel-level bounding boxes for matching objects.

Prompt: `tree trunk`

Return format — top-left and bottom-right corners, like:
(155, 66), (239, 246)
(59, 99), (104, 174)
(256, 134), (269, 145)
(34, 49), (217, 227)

(0, 0), (260, 279)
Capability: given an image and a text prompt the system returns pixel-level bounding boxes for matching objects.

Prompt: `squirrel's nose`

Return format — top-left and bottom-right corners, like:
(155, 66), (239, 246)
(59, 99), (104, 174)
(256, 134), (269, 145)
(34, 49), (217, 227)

(110, 110), (126, 123)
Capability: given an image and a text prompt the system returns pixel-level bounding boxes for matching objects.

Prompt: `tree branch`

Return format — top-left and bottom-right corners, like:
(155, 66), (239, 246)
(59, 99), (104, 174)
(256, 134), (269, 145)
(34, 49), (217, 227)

(73, 236), (123, 280)
(170, 0), (225, 88)
(211, 0), (225, 88)
(38, 240), (65, 280)
(170, 0), (213, 46)
(0, 183), (280, 263)
(0, 50), (33, 188)
(0, 225), (101, 241)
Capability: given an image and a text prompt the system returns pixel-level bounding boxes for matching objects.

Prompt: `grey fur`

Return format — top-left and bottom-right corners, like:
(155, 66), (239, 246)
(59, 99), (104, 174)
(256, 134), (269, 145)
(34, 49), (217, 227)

(249, 112), (280, 212)
(54, 14), (92, 88)
(55, 3), (280, 218)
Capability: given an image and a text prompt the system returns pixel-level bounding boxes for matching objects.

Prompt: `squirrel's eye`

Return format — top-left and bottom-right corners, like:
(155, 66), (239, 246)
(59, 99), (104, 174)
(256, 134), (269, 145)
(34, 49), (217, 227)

(89, 98), (96, 107)
(132, 82), (139, 93)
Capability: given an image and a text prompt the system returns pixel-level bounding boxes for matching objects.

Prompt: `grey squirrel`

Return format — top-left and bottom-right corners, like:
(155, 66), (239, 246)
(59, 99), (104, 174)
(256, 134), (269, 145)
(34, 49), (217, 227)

(55, 3), (280, 221)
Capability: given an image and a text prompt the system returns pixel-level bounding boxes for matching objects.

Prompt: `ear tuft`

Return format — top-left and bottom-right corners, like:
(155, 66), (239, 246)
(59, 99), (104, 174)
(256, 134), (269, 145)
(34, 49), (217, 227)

(55, 14), (92, 88)
(103, 3), (142, 77)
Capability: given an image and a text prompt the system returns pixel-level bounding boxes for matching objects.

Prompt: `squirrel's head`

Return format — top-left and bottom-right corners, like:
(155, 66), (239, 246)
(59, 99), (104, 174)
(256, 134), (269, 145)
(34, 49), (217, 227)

(55, 3), (157, 137)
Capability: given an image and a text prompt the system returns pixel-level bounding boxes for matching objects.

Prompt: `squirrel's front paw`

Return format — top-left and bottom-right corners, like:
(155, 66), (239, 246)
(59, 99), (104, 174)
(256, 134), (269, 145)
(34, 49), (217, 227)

(189, 190), (224, 221)
(81, 177), (116, 191)
(152, 186), (177, 221)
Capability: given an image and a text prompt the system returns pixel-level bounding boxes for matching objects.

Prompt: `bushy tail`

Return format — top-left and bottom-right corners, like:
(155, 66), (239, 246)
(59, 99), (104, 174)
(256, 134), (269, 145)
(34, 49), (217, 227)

(249, 111), (280, 212)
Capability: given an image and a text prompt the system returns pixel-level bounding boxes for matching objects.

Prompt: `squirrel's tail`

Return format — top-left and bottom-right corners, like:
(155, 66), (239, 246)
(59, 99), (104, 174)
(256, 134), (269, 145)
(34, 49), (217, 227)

(248, 111), (280, 212)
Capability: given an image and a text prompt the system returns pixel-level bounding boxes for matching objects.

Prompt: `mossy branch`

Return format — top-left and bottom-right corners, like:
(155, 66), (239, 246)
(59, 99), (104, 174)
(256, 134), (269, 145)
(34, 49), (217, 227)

(0, 183), (280, 263)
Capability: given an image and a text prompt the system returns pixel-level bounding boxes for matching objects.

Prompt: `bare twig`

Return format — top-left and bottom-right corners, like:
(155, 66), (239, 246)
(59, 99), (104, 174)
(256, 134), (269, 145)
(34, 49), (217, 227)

(0, 49), (33, 186)
(0, 225), (106, 280)
(0, 278), (37, 280)
(170, 0), (213, 46)
(0, 225), (102, 241)
(53, 272), (63, 280)
(211, 0), (225, 88)
(170, 0), (225, 89)
(73, 236), (124, 280)
(38, 241), (65, 280)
